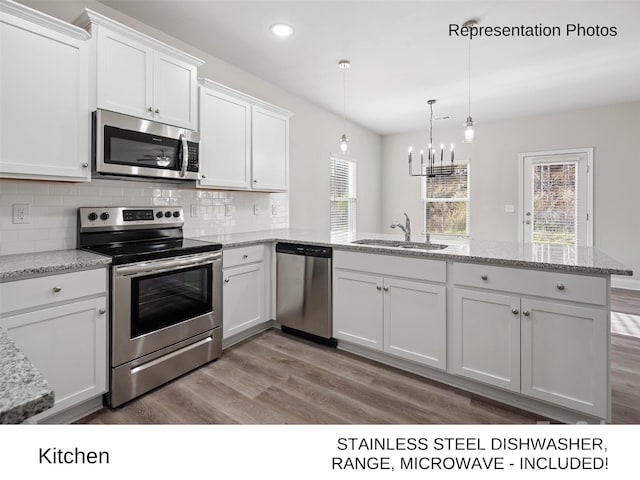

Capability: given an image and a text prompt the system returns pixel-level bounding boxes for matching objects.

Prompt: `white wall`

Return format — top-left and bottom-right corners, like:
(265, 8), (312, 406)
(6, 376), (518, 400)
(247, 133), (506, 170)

(382, 101), (640, 283)
(7, 0), (382, 243)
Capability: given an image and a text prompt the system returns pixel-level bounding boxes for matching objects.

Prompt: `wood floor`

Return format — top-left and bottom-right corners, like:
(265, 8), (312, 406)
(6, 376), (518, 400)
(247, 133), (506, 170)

(79, 289), (640, 425)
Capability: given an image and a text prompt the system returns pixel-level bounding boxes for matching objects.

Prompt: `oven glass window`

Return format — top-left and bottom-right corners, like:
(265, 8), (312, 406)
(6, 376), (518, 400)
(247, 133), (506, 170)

(131, 265), (212, 338)
(105, 126), (180, 170)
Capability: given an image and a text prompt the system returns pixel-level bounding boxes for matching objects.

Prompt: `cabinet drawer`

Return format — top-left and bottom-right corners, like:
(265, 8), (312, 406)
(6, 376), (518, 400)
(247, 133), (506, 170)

(334, 250), (446, 283)
(453, 262), (607, 305)
(223, 244), (265, 269)
(0, 268), (107, 315)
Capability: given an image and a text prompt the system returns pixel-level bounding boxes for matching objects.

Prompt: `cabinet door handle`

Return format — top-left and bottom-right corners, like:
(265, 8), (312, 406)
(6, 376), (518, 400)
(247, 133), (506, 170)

(155, 109), (160, 114)
(376, 285), (382, 291)
(522, 310), (531, 316)
(82, 162), (89, 168)
(52, 286), (62, 293)
(253, 180), (258, 183)
(511, 308), (519, 315)
(556, 283), (565, 291)
(242, 254), (249, 259)
(480, 274), (488, 280)
(98, 308), (106, 315)
(383, 286), (389, 292)
(224, 278), (230, 284)
(147, 107), (153, 112)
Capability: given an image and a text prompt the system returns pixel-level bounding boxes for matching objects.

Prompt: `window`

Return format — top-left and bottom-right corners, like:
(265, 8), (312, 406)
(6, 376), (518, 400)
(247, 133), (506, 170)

(423, 163), (470, 235)
(330, 156), (356, 234)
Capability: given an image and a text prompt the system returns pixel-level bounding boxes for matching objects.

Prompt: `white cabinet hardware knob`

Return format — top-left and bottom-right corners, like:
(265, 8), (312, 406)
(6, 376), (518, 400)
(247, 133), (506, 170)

(376, 285), (382, 291)
(522, 310), (531, 316)
(481, 274), (488, 280)
(98, 308), (106, 315)
(383, 286), (389, 292)
(82, 162), (89, 168)
(224, 278), (230, 283)
(511, 308), (519, 315)
(556, 283), (565, 291)
(52, 286), (62, 293)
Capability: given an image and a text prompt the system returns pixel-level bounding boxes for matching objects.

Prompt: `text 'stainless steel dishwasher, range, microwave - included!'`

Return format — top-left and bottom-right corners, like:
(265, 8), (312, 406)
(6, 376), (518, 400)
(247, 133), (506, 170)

(276, 242), (336, 346)
(78, 206), (222, 407)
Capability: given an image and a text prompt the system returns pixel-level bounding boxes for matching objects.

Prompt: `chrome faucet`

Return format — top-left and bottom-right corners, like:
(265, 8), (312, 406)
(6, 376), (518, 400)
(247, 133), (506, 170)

(390, 213), (411, 241)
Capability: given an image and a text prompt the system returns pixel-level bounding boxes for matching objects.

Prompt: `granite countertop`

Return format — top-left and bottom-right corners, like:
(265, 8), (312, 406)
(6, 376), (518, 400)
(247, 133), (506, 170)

(0, 328), (54, 424)
(0, 249), (111, 281)
(196, 228), (633, 276)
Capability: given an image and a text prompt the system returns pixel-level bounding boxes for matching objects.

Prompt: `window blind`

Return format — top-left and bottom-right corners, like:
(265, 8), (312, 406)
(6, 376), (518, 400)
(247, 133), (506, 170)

(330, 157), (356, 234)
(424, 164), (469, 235)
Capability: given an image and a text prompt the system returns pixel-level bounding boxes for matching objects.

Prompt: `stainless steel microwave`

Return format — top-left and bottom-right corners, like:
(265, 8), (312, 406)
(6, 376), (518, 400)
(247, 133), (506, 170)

(92, 109), (200, 181)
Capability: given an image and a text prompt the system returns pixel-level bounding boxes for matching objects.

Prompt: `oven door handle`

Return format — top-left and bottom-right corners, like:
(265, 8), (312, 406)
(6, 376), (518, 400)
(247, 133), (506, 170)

(116, 253), (221, 277)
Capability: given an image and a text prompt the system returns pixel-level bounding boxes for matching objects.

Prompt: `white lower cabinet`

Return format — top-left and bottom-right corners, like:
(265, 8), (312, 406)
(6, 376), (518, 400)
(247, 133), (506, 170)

(0, 268), (108, 423)
(222, 245), (268, 341)
(223, 262), (266, 338)
(520, 299), (607, 417)
(453, 287), (607, 417)
(452, 289), (521, 391)
(333, 252), (446, 370)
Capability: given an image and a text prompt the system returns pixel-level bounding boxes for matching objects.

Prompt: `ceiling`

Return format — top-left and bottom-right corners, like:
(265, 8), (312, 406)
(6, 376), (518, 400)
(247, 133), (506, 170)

(98, 0), (640, 135)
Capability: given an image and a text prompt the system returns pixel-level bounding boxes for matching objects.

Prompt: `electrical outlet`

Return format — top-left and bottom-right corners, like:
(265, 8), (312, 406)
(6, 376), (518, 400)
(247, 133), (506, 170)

(253, 204), (260, 216)
(12, 204), (30, 224)
(190, 204), (199, 217)
(271, 203), (278, 216)
(504, 204), (515, 214)
(225, 204), (232, 217)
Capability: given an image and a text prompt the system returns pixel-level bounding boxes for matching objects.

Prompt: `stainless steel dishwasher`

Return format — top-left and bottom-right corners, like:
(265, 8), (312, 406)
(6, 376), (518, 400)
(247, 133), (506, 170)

(276, 242), (336, 346)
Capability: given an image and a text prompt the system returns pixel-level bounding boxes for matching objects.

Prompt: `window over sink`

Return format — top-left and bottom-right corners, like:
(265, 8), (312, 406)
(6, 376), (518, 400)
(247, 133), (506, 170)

(422, 163), (470, 236)
(330, 155), (357, 234)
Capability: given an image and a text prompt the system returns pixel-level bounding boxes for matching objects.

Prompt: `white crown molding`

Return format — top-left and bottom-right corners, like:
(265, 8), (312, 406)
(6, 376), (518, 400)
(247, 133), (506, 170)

(199, 78), (293, 118)
(1, 0), (90, 41)
(73, 8), (204, 67)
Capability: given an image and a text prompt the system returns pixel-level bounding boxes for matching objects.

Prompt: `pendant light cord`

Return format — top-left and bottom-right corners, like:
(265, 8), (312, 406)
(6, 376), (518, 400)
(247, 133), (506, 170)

(468, 37), (472, 117)
(342, 66), (347, 132)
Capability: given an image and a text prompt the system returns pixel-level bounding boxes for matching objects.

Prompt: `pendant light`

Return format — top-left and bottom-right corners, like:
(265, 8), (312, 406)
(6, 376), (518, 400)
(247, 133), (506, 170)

(463, 19), (477, 143)
(338, 59), (350, 153)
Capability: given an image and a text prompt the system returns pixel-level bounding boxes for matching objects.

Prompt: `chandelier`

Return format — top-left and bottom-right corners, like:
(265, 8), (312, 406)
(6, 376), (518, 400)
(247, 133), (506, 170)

(408, 99), (454, 177)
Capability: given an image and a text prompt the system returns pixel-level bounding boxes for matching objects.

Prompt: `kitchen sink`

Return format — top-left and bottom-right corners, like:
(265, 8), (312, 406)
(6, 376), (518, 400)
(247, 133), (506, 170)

(351, 239), (448, 250)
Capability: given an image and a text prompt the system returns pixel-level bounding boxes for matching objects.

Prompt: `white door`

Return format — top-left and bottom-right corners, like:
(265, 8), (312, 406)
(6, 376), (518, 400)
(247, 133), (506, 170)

(383, 278), (446, 369)
(520, 298), (607, 418)
(222, 263), (265, 338)
(1, 298), (107, 421)
(332, 270), (383, 350)
(251, 106), (288, 191)
(520, 148), (593, 246)
(453, 288), (521, 392)
(153, 51), (198, 129)
(96, 27), (153, 119)
(199, 88), (252, 189)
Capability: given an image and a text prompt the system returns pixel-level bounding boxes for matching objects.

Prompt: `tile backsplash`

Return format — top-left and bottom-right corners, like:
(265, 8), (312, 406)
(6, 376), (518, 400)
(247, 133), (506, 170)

(0, 178), (288, 255)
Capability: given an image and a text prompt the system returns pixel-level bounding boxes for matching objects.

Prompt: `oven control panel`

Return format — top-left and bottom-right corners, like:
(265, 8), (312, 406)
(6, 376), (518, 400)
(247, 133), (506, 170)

(78, 207), (184, 231)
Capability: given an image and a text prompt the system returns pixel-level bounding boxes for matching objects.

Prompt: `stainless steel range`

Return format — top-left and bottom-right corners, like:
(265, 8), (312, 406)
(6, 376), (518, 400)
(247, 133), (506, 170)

(77, 206), (222, 407)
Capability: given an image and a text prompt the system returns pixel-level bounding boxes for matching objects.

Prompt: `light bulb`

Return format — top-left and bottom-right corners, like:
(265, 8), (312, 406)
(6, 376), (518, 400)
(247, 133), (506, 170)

(339, 133), (350, 153)
(463, 116), (476, 143)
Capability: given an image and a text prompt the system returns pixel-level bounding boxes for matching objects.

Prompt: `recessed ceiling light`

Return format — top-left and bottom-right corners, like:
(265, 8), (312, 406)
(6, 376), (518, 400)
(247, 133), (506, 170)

(270, 23), (294, 38)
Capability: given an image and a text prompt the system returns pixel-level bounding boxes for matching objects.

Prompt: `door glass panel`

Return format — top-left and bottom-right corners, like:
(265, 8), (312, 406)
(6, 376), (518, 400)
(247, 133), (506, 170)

(532, 162), (577, 244)
(131, 265), (212, 338)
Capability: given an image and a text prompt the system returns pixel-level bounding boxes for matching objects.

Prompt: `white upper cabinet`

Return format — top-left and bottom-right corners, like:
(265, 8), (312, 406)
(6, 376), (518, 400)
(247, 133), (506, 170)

(198, 80), (292, 192)
(0, 0), (91, 181)
(75, 9), (203, 130)
(251, 106), (289, 191)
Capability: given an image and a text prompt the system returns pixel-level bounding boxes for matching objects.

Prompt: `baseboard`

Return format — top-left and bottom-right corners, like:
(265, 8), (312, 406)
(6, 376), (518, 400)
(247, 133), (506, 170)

(611, 276), (640, 291)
